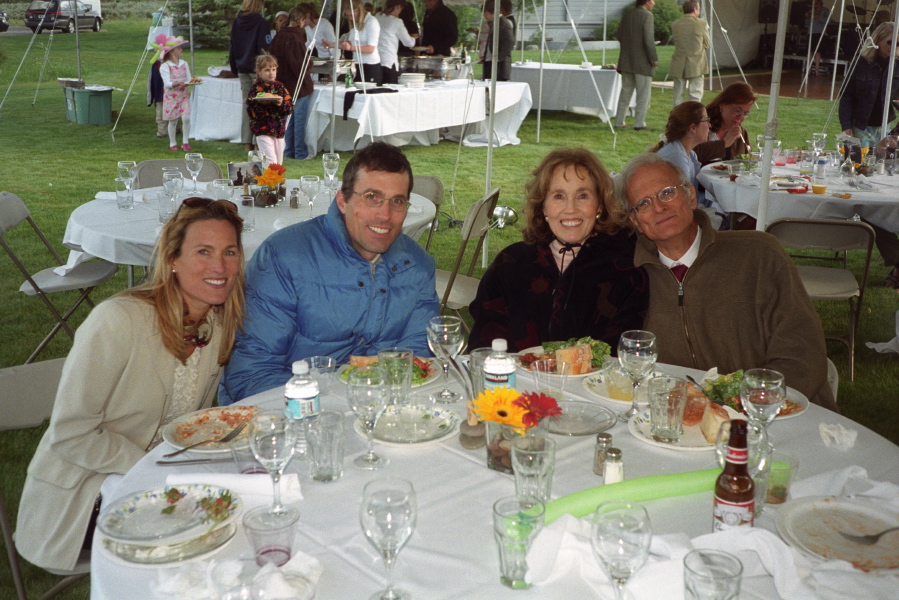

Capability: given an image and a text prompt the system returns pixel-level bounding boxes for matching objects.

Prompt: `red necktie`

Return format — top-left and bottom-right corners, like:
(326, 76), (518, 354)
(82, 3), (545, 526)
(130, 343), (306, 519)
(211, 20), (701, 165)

(671, 264), (688, 282)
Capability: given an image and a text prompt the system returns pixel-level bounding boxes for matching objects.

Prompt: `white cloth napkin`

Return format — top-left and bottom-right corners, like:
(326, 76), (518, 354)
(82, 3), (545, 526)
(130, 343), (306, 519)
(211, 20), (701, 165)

(253, 552), (323, 600)
(53, 250), (92, 276)
(818, 423), (858, 450)
(165, 473), (303, 504)
(866, 310), (899, 354)
(96, 191), (118, 201)
(789, 465), (899, 510)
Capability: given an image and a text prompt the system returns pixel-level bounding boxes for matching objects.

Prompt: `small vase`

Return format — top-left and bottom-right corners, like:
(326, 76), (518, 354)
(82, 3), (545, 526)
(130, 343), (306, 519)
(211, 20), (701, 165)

(485, 421), (519, 474)
(250, 184), (278, 208)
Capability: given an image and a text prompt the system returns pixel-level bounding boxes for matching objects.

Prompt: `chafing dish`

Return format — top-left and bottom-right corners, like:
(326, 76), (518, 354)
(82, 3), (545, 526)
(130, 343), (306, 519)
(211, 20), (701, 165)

(398, 56), (463, 80)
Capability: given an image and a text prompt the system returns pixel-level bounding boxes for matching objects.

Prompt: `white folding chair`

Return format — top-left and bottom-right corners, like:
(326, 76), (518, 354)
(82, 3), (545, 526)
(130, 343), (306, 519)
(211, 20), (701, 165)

(412, 175), (444, 252)
(765, 218), (875, 381)
(435, 188), (500, 330)
(0, 192), (118, 363)
(133, 158), (223, 189)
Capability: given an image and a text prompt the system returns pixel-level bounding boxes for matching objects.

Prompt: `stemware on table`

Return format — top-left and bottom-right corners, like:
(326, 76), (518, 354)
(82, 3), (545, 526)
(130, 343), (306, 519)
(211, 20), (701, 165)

(323, 152), (340, 192)
(591, 501), (652, 600)
(360, 477), (417, 600)
(617, 330), (658, 423)
(161, 166), (183, 199)
(117, 161), (136, 191)
(247, 410), (298, 520)
(426, 316), (464, 403)
(740, 368), (786, 431)
(347, 366), (390, 470)
(185, 153), (204, 191)
(301, 175), (320, 210)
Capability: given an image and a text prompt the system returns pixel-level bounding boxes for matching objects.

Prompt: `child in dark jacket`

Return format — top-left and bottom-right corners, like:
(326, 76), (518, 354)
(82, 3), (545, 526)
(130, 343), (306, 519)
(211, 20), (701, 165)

(246, 52), (293, 166)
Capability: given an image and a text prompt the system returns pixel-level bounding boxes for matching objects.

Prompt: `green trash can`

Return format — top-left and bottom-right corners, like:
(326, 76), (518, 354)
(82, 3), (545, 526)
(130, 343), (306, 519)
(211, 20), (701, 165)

(66, 85), (113, 125)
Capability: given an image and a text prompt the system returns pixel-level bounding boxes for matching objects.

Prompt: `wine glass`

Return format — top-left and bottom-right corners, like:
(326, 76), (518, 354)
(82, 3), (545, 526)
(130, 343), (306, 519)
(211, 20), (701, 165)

(591, 501), (652, 600)
(248, 411), (297, 518)
(185, 153), (203, 191)
(617, 330), (658, 422)
(812, 132), (827, 154)
(426, 316), (464, 403)
(740, 368), (786, 431)
(117, 161), (136, 191)
(301, 175), (320, 210)
(323, 152), (340, 192)
(360, 477), (417, 600)
(347, 366), (389, 469)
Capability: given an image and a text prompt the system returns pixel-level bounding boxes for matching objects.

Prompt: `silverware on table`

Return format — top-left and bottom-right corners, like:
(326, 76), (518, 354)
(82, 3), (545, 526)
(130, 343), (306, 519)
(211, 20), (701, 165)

(161, 422), (247, 458)
(838, 526), (899, 545)
(156, 457), (235, 466)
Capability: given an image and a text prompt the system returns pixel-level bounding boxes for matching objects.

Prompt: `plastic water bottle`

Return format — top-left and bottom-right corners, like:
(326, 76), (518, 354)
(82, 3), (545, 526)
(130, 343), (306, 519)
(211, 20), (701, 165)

(285, 360), (320, 459)
(483, 339), (516, 391)
(814, 158), (827, 179)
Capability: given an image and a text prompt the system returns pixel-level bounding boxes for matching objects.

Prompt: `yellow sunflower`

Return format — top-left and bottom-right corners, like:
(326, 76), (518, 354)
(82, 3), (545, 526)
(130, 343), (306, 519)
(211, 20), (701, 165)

(471, 386), (527, 431)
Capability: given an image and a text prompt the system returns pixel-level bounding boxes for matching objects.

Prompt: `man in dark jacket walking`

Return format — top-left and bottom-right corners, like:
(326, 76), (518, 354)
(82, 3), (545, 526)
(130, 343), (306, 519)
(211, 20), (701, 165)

(269, 6), (314, 160)
(229, 0), (272, 149)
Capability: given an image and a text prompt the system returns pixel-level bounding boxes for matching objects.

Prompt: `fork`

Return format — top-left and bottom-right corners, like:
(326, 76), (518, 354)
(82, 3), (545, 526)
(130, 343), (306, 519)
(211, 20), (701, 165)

(162, 422), (247, 458)
(838, 526), (899, 545)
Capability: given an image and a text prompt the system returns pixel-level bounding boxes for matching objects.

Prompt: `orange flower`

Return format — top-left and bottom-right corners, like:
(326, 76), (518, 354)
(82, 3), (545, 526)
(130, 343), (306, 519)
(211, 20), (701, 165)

(255, 165), (286, 187)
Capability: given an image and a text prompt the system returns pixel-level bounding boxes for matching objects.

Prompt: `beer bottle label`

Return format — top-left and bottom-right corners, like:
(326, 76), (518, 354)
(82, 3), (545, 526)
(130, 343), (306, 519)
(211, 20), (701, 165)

(713, 496), (754, 531)
(725, 446), (748, 464)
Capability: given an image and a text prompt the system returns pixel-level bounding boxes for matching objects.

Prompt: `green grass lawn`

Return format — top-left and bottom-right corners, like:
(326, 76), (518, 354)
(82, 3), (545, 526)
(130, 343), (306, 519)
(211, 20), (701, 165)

(1, 18), (898, 600)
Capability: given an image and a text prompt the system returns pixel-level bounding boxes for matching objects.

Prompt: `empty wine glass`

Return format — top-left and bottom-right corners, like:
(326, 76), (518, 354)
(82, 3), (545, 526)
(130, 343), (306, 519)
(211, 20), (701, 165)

(301, 175), (320, 209)
(347, 366), (389, 469)
(117, 161), (136, 190)
(185, 153), (203, 191)
(426, 316), (464, 403)
(591, 501), (652, 600)
(740, 368), (786, 431)
(323, 152), (340, 191)
(360, 477), (417, 600)
(248, 149), (265, 165)
(248, 411), (297, 517)
(617, 330), (658, 423)
(812, 132), (827, 154)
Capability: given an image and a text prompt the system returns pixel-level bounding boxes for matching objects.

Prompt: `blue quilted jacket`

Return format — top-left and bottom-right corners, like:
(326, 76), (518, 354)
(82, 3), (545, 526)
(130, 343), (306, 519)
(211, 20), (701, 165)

(221, 200), (438, 404)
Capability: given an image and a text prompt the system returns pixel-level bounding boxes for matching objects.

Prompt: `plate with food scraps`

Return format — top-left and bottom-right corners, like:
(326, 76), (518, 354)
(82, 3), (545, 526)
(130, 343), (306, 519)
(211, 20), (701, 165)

(627, 405), (742, 451)
(770, 176), (808, 189)
(707, 163), (732, 176)
(775, 496), (899, 571)
(700, 369), (809, 420)
(581, 368), (667, 404)
(250, 93), (282, 101)
(516, 341), (609, 378)
(185, 80), (203, 86)
(338, 357), (440, 387)
(545, 400), (616, 436)
(161, 406), (259, 454)
(353, 405), (460, 445)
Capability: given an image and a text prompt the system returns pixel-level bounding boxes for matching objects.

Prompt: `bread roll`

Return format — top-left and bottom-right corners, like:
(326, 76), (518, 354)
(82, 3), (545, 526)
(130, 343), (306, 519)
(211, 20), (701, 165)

(699, 403), (729, 444)
(555, 344), (592, 375)
(349, 355), (378, 367)
(683, 384), (710, 426)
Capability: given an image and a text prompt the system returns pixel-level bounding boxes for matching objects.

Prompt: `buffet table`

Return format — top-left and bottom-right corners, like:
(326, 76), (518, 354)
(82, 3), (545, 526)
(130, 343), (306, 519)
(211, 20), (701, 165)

(62, 183), (435, 268)
(510, 62), (628, 122)
(90, 363), (899, 600)
(698, 163), (899, 233)
(190, 77), (245, 144)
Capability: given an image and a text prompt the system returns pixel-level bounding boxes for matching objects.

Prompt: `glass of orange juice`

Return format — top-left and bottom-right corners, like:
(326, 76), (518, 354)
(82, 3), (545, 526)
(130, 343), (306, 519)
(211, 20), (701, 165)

(811, 174), (827, 194)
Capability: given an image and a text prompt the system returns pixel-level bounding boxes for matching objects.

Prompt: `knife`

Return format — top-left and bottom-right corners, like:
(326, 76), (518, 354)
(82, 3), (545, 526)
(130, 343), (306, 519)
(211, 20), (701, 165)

(155, 457), (234, 466)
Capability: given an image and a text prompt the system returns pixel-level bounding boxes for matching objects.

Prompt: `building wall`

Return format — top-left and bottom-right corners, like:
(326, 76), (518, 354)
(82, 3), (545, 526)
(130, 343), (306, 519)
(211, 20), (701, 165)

(516, 0), (632, 44)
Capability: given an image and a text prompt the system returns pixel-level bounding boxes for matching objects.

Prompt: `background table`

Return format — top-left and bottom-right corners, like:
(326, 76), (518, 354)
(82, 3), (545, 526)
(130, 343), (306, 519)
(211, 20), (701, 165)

(511, 62), (629, 122)
(190, 77), (245, 144)
(62, 183), (435, 268)
(698, 164), (899, 233)
(90, 363), (898, 600)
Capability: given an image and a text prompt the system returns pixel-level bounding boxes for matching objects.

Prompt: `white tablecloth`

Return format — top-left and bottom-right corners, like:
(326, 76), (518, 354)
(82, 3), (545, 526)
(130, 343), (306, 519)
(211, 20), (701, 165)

(190, 77), (245, 144)
(510, 62), (628, 123)
(698, 164), (899, 233)
(62, 183), (435, 268)
(90, 363), (898, 600)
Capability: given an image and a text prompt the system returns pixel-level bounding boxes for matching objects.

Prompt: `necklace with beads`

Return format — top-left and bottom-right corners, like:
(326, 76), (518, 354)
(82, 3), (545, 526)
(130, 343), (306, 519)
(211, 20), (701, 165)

(183, 307), (212, 348)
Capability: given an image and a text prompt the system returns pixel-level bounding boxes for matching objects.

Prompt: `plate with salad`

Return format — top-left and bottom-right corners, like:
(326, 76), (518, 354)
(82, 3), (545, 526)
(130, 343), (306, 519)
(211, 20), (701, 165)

(700, 369), (808, 420)
(338, 356), (440, 387)
(516, 337), (611, 378)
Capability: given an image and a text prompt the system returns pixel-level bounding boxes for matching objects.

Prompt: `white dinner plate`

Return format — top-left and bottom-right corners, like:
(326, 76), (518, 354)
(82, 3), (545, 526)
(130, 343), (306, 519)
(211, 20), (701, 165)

(627, 406), (742, 451)
(516, 346), (605, 378)
(99, 522), (237, 567)
(545, 400), (616, 436)
(581, 369), (667, 403)
(161, 406), (259, 455)
(775, 496), (899, 570)
(699, 373), (809, 420)
(353, 81), (377, 90)
(353, 406), (460, 446)
(338, 357), (440, 387)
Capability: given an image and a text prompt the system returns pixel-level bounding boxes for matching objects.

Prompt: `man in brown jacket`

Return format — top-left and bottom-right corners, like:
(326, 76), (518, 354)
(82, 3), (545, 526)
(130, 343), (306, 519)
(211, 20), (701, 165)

(615, 153), (838, 412)
(268, 6), (314, 159)
(670, 0), (709, 105)
(614, 0), (658, 130)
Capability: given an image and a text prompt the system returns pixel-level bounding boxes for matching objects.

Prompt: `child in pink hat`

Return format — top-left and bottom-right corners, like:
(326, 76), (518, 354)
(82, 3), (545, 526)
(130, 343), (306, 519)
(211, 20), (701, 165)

(155, 34), (193, 152)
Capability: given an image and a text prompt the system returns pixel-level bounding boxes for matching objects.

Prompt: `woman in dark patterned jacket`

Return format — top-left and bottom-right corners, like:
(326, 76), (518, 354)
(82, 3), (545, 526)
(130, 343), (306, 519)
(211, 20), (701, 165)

(469, 148), (648, 352)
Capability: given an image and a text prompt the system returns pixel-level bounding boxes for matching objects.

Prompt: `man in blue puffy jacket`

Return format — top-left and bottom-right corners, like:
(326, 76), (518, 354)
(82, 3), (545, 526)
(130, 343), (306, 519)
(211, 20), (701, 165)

(221, 142), (439, 403)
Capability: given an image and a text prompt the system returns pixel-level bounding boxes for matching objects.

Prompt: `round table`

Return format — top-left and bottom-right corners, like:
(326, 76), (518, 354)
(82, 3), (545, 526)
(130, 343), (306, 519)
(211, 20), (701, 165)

(90, 363), (899, 600)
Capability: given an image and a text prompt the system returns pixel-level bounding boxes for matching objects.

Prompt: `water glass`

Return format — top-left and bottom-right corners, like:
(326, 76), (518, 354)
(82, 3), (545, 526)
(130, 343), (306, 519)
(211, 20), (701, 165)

(646, 375), (688, 444)
(683, 549), (743, 600)
(162, 167), (183, 197)
(242, 505), (300, 567)
(468, 347), (493, 396)
(114, 177), (133, 210)
(766, 449), (799, 505)
(156, 191), (177, 223)
(377, 346), (413, 405)
(211, 178), (233, 201)
(301, 175), (320, 209)
(303, 355), (338, 395)
(230, 440), (267, 474)
(239, 194), (256, 232)
(532, 358), (571, 401)
(304, 410), (345, 482)
(785, 148), (799, 164)
(492, 497), (545, 589)
(510, 436), (556, 506)
(726, 163), (744, 182)
(322, 152), (340, 190)
(117, 161), (136, 189)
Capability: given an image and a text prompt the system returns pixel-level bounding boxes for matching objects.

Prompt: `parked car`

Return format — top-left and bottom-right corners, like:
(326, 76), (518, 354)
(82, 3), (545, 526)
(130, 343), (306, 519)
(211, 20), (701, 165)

(0, 11), (9, 33)
(24, 0), (102, 34)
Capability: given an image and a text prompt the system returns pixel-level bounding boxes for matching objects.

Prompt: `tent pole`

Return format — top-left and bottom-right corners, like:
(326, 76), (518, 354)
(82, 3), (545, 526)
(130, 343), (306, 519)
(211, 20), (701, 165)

(756, 0), (792, 232)
(706, 0), (714, 91)
(831, 0), (846, 100)
(602, 0), (607, 66)
(880, 5), (899, 141)
(536, 0), (548, 143)
(75, 4), (81, 80)
(188, 0), (195, 74)
(329, 0), (342, 153)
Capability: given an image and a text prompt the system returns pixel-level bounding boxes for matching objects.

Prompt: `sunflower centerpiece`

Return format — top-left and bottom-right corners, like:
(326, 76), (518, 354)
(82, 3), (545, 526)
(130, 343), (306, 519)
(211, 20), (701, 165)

(252, 163), (286, 207)
(470, 387), (560, 474)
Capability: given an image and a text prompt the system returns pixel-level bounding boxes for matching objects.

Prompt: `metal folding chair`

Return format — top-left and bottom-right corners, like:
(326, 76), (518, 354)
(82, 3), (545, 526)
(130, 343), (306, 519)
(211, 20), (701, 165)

(412, 175), (444, 252)
(132, 158), (223, 189)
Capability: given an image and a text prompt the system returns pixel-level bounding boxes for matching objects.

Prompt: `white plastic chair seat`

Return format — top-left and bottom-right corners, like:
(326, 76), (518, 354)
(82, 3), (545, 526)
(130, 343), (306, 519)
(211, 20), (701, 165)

(435, 270), (480, 310)
(20, 262), (119, 296)
(795, 265), (860, 301)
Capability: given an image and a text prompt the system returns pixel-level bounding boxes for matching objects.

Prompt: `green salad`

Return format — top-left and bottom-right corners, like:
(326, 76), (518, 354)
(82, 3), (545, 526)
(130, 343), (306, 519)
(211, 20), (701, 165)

(705, 370), (744, 411)
(541, 337), (610, 369)
(339, 358), (434, 385)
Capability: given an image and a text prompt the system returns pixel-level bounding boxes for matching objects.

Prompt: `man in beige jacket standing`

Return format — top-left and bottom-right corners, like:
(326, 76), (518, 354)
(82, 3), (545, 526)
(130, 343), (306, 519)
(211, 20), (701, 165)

(614, 0), (658, 130)
(670, 0), (709, 106)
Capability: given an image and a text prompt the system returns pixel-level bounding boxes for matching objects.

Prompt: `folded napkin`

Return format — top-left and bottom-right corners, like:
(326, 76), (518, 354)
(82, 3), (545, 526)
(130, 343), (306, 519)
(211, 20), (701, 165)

(96, 191), (118, 201)
(866, 310), (899, 354)
(53, 250), (91, 276)
(165, 473), (303, 505)
(819, 423), (858, 450)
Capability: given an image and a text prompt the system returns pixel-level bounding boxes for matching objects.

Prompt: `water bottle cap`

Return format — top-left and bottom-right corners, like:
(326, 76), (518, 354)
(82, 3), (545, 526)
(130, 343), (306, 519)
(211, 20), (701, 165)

(292, 360), (309, 375)
(491, 338), (508, 352)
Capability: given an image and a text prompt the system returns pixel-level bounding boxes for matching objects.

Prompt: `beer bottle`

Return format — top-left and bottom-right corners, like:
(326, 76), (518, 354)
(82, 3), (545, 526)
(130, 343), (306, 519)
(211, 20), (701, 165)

(713, 420), (754, 531)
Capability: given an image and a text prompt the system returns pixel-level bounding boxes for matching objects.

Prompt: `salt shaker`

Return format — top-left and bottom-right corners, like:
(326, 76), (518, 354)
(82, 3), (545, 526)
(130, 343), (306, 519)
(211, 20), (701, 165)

(289, 188), (300, 209)
(593, 432), (613, 476)
(603, 447), (624, 484)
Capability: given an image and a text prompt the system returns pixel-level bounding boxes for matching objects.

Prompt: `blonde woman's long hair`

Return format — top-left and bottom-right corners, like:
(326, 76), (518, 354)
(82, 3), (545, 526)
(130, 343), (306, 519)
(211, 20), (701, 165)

(119, 198), (246, 365)
(862, 22), (899, 62)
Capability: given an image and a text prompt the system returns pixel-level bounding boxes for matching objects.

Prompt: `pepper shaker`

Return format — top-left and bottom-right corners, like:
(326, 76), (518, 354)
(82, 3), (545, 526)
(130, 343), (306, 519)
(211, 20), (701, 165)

(289, 187), (300, 209)
(603, 447), (624, 484)
(593, 432), (612, 476)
